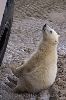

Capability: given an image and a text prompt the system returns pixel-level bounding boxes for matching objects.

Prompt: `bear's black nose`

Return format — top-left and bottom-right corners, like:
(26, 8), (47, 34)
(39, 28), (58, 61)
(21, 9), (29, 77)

(42, 24), (46, 31)
(44, 24), (46, 27)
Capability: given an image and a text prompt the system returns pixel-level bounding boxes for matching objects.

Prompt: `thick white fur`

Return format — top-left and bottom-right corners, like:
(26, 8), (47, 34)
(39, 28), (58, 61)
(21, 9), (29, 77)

(11, 25), (59, 93)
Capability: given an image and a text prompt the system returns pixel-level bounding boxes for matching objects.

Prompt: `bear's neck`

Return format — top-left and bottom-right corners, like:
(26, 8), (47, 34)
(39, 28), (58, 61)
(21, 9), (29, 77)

(38, 40), (58, 68)
(39, 40), (57, 51)
(38, 39), (58, 60)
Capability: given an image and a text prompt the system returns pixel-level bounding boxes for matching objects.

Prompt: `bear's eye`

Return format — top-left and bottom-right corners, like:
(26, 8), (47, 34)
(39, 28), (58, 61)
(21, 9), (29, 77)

(50, 31), (52, 34)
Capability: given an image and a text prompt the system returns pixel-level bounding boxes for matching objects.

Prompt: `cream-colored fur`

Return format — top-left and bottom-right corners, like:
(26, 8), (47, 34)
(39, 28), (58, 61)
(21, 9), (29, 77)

(11, 24), (59, 93)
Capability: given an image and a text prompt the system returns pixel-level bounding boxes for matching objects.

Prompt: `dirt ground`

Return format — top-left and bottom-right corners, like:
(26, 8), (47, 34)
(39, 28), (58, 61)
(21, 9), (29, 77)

(0, 0), (66, 100)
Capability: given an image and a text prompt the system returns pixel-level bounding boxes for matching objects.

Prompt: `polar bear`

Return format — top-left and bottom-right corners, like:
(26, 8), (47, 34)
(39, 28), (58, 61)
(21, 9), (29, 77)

(10, 24), (60, 93)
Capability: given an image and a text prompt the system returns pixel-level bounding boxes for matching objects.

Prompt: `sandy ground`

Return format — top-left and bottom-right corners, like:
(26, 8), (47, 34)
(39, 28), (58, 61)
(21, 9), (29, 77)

(0, 0), (66, 100)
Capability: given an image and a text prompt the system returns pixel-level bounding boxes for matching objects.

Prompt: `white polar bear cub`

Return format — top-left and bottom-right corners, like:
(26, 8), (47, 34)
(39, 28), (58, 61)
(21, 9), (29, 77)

(11, 24), (60, 93)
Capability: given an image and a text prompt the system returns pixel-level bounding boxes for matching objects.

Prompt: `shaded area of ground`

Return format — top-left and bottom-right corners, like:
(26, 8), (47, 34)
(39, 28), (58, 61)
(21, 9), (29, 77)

(0, 0), (66, 100)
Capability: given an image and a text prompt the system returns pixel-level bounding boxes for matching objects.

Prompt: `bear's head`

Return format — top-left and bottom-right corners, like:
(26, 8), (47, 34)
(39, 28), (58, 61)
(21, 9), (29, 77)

(42, 24), (60, 45)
